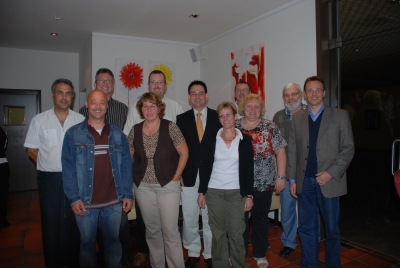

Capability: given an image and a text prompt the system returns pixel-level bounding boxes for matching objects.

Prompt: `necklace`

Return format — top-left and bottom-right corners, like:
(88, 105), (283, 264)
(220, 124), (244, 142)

(221, 130), (236, 142)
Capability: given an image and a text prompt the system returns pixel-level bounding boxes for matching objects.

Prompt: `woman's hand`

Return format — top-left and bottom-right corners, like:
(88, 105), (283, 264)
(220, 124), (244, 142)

(244, 197), (253, 212)
(197, 193), (206, 208)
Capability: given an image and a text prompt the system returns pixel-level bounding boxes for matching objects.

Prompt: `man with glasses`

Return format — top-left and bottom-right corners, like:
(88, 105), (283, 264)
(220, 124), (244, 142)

(123, 70), (183, 266)
(176, 80), (221, 268)
(24, 78), (84, 267)
(272, 82), (306, 258)
(79, 68), (128, 130)
(79, 68), (130, 267)
(234, 81), (251, 118)
(287, 76), (354, 268)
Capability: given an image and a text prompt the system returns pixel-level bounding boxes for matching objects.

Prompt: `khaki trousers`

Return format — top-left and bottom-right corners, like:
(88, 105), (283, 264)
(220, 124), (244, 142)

(134, 180), (184, 268)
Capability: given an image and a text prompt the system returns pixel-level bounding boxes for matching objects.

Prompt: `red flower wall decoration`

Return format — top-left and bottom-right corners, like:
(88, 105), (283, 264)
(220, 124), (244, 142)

(119, 62), (143, 90)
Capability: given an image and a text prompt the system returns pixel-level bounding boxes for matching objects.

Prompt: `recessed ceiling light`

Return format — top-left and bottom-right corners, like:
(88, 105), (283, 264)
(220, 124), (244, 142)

(54, 16), (62, 20)
(50, 33), (58, 36)
(189, 14), (199, 18)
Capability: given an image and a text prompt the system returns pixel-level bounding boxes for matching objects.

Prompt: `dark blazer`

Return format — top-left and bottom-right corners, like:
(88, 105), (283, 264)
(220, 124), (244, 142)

(176, 107), (221, 187)
(287, 106), (355, 198)
(198, 133), (254, 197)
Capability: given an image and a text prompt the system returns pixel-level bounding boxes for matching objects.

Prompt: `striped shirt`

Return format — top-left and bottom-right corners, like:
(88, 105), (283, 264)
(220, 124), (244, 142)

(79, 98), (128, 130)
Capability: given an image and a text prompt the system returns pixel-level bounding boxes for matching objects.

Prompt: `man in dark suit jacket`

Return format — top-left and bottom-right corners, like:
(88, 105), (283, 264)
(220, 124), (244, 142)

(287, 76), (354, 268)
(176, 80), (221, 268)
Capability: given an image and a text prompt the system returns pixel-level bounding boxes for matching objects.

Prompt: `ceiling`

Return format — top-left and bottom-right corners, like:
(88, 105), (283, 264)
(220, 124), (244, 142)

(1, 0), (399, 90)
(0, 0), (292, 53)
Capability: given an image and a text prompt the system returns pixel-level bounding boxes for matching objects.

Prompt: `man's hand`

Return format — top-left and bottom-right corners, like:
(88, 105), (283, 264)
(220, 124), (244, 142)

(71, 201), (86, 217)
(123, 199), (133, 213)
(197, 193), (206, 209)
(290, 182), (298, 199)
(244, 197), (253, 212)
(316, 171), (332, 186)
(275, 177), (286, 194)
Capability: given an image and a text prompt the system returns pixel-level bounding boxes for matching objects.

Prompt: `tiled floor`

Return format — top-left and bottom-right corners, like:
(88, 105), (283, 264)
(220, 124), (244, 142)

(1, 191), (399, 268)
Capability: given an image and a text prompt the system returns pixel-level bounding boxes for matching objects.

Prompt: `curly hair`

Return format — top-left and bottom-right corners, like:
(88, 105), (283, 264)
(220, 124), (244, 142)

(136, 92), (166, 119)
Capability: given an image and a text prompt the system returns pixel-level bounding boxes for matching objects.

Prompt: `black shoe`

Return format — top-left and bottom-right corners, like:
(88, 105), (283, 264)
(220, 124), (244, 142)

(279, 246), (295, 257)
(204, 258), (213, 268)
(185, 257), (200, 268)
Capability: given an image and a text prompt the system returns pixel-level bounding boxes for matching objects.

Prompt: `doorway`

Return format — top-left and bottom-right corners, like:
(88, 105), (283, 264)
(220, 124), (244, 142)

(0, 89), (41, 191)
(316, 0), (400, 260)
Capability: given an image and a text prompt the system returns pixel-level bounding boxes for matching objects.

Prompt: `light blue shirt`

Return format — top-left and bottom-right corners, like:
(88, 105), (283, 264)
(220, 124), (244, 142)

(308, 104), (325, 122)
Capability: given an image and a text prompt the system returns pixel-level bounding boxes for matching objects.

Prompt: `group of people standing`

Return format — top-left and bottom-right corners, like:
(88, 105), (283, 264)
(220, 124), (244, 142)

(20, 67), (354, 268)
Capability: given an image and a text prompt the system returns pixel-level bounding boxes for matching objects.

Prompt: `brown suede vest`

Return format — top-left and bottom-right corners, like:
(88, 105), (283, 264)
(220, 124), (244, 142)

(133, 119), (179, 187)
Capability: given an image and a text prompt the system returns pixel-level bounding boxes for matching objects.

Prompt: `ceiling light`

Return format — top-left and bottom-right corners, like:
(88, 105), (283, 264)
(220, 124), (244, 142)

(54, 16), (62, 20)
(189, 14), (199, 18)
(50, 33), (58, 36)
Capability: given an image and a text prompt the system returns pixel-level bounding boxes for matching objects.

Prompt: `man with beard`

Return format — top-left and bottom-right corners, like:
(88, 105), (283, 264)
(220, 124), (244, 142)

(79, 68), (131, 267)
(272, 82), (306, 258)
(62, 90), (133, 268)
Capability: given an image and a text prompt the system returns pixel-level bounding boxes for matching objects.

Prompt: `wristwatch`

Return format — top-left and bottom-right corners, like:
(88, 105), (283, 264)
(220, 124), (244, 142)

(277, 175), (286, 180)
(246, 195), (253, 199)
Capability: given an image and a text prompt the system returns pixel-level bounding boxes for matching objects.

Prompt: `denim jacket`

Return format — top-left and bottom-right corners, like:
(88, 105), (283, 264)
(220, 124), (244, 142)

(62, 118), (133, 206)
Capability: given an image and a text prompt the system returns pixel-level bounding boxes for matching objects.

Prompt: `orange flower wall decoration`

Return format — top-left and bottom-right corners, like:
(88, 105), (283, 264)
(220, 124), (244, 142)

(119, 62), (143, 90)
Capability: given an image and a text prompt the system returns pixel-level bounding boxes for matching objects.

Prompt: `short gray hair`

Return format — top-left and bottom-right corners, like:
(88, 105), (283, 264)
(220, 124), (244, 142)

(51, 78), (75, 94)
(282, 82), (301, 96)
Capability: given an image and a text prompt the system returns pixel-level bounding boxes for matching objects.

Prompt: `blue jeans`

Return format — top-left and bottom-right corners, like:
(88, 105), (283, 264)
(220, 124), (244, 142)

(75, 203), (123, 268)
(37, 171), (80, 267)
(298, 176), (341, 268)
(280, 180), (298, 249)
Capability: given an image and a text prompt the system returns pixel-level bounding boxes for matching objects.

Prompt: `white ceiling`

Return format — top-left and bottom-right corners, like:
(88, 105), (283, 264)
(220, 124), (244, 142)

(0, 0), (292, 53)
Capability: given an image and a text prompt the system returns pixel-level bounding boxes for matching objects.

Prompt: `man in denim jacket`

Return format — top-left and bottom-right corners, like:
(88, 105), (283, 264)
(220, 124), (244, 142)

(62, 90), (133, 268)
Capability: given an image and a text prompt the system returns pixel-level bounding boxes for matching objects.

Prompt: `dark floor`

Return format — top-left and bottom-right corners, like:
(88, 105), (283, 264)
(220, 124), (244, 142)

(1, 191), (400, 267)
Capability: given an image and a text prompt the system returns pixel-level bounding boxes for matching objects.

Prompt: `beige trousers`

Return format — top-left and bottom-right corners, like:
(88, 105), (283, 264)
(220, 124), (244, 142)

(134, 180), (184, 268)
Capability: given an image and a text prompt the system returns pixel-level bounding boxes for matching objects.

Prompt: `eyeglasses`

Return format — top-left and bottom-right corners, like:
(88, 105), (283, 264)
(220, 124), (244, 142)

(305, 89), (323, 94)
(284, 92), (300, 98)
(149, 81), (165, 86)
(218, 113), (233, 119)
(189, 92), (206, 97)
(96, 79), (113, 84)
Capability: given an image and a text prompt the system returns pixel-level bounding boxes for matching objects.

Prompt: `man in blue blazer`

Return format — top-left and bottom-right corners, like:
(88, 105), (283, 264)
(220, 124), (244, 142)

(176, 80), (221, 268)
(287, 76), (354, 268)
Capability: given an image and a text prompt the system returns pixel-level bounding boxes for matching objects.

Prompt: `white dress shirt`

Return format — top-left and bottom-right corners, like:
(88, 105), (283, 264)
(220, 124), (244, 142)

(24, 108), (85, 172)
(192, 107), (208, 131)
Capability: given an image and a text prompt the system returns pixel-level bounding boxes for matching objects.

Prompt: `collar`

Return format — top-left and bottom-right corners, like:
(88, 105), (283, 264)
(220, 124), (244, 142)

(193, 107), (208, 117)
(308, 104), (325, 121)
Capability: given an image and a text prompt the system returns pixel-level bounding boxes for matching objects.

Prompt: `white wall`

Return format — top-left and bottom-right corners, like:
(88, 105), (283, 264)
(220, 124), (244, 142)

(79, 36), (93, 109)
(0, 47), (80, 112)
(200, 0), (316, 117)
(91, 33), (201, 111)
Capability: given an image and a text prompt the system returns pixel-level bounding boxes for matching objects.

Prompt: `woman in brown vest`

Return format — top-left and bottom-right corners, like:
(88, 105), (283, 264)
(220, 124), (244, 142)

(127, 92), (188, 268)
